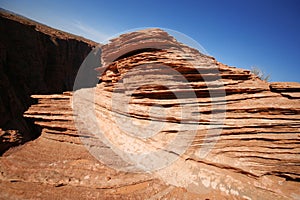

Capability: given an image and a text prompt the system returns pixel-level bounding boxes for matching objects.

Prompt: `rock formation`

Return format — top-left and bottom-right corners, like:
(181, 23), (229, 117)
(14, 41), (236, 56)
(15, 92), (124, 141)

(0, 9), (98, 154)
(0, 12), (299, 199)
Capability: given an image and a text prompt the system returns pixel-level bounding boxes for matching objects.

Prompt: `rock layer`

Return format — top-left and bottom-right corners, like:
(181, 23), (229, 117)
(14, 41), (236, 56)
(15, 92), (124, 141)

(0, 9), (98, 154)
(1, 27), (300, 199)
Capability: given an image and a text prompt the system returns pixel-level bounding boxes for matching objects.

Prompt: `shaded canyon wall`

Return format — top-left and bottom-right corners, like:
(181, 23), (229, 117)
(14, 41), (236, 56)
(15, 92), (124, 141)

(0, 9), (98, 153)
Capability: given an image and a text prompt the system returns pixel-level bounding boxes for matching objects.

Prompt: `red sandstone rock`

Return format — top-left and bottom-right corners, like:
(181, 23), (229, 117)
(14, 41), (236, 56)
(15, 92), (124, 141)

(0, 13), (299, 200)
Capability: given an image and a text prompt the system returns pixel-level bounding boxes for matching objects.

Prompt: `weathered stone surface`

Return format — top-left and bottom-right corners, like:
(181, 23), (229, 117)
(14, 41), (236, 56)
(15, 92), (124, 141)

(270, 82), (300, 99)
(0, 129), (22, 154)
(1, 92), (233, 199)
(0, 9), (98, 153)
(1, 25), (300, 199)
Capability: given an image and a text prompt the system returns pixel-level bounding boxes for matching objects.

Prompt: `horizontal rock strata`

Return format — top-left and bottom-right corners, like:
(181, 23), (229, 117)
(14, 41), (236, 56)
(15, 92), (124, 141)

(270, 82), (300, 99)
(1, 28), (300, 199)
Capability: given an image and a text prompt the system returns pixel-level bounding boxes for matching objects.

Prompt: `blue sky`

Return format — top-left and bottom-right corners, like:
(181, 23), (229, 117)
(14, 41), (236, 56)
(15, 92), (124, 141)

(1, 0), (299, 82)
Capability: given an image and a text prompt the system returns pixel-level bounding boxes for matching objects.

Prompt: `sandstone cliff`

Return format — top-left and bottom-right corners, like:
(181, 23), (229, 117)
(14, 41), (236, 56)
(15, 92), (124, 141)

(0, 27), (299, 199)
(0, 9), (98, 153)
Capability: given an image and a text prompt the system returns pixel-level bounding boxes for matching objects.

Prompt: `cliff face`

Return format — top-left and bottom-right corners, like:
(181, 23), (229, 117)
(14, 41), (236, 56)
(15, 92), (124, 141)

(1, 28), (299, 199)
(0, 10), (97, 153)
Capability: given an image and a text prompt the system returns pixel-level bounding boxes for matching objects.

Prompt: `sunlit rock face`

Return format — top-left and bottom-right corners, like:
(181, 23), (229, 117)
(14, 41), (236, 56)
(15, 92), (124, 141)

(1, 26), (300, 199)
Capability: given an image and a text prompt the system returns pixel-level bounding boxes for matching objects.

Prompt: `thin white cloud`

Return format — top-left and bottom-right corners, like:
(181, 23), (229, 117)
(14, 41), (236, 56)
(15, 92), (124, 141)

(70, 20), (110, 43)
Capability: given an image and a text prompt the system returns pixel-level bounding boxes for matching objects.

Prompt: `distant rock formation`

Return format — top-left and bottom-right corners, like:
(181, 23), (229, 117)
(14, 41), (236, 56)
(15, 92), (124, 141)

(0, 11), (299, 199)
(0, 9), (98, 154)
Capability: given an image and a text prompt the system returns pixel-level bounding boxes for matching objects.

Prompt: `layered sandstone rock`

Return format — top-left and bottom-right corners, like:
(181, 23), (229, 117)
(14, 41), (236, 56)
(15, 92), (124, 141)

(1, 27), (300, 199)
(0, 9), (98, 154)
(0, 129), (22, 154)
(270, 82), (300, 99)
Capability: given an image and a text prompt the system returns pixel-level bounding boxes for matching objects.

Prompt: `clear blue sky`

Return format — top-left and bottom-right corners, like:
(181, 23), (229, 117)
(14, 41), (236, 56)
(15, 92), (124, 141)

(1, 0), (299, 82)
